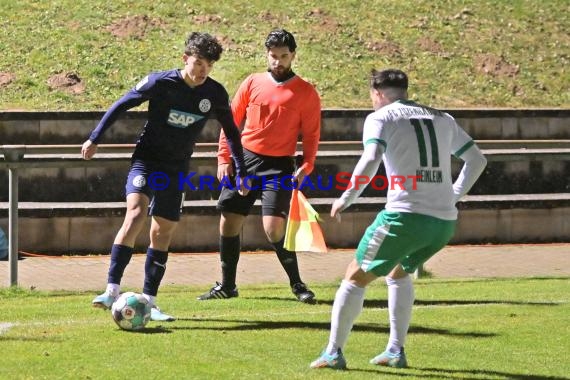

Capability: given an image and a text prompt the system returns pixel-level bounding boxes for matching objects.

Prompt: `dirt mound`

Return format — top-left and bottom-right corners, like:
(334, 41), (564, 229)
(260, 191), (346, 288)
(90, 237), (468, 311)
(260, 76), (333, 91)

(306, 8), (339, 30)
(258, 11), (289, 24)
(366, 40), (402, 57)
(215, 35), (239, 52)
(417, 36), (444, 54)
(0, 72), (15, 87)
(107, 15), (165, 39)
(192, 14), (224, 24)
(47, 72), (85, 94)
(475, 53), (519, 77)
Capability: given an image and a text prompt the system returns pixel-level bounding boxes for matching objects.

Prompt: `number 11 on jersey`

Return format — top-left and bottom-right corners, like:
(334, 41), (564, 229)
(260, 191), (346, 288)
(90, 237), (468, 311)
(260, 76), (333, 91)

(410, 118), (439, 168)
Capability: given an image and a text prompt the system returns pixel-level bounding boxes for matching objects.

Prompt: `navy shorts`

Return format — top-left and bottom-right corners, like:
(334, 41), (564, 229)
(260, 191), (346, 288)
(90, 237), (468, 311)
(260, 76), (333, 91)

(217, 149), (294, 217)
(125, 159), (185, 222)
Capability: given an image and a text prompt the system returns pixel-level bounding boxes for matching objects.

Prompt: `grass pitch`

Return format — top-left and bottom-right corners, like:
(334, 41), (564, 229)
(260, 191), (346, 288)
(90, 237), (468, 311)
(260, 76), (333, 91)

(1, 278), (569, 379)
(1, 0), (568, 110)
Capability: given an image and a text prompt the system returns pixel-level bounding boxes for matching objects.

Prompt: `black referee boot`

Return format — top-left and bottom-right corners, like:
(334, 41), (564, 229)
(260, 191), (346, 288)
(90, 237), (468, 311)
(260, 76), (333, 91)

(197, 281), (239, 300)
(292, 282), (316, 304)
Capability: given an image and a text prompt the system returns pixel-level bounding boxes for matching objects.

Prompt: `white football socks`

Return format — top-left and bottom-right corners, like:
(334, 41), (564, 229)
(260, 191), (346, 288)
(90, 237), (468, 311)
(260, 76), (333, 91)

(142, 293), (156, 307)
(326, 280), (366, 355)
(106, 283), (120, 297)
(385, 275), (414, 354)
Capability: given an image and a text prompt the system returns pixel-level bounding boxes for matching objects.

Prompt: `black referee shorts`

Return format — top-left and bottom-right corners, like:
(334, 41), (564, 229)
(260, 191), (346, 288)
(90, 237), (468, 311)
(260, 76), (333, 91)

(217, 149), (295, 217)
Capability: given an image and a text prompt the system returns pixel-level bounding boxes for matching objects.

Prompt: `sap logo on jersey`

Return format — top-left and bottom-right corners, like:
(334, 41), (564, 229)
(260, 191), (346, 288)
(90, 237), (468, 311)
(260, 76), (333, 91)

(167, 109), (205, 128)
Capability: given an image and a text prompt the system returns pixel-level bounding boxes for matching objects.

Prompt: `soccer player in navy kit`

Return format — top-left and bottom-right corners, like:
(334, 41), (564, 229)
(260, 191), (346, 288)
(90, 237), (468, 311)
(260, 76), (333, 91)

(82, 32), (248, 322)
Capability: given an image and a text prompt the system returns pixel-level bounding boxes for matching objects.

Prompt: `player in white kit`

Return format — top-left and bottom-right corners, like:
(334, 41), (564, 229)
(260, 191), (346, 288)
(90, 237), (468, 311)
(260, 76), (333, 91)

(310, 69), (487, 370)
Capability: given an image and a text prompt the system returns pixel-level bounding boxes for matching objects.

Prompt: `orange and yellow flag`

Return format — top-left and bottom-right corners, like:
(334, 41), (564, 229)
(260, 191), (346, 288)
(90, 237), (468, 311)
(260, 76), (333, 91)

(284, 189), (327, 253)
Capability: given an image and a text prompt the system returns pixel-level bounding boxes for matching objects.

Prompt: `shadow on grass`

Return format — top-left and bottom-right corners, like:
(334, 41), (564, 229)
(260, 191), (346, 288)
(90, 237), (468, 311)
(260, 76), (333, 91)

(404, 365), (570, 380)
(415, 277), (570, 285)
(244, 296), (562, 308)
(122, 326), (172, 334)
(172, 318), (495, 337)
(307, 364), (569, 379)
(0, 335), (61, 342)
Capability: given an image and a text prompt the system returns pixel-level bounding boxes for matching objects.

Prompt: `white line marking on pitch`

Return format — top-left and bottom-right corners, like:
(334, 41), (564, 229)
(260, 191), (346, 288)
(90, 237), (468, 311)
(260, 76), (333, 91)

(0, 322), (16, 335)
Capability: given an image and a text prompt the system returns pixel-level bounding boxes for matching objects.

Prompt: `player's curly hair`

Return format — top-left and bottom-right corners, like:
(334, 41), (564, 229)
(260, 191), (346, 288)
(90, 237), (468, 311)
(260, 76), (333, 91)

(185, 32), (223, 61)
(264, 29), (297, 52)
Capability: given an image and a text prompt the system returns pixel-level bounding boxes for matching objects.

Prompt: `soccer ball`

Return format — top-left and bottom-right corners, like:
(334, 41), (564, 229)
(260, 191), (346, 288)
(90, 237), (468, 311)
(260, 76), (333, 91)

(111, 292), (152, 331)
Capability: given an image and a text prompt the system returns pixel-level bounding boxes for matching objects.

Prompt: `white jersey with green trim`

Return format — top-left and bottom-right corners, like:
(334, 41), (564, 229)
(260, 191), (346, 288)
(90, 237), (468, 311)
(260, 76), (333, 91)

(362, 99), (475, 220)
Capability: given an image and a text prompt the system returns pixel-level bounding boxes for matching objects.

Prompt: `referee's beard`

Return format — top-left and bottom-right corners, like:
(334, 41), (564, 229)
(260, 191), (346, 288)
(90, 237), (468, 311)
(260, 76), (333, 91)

(268, 66), (294, 82)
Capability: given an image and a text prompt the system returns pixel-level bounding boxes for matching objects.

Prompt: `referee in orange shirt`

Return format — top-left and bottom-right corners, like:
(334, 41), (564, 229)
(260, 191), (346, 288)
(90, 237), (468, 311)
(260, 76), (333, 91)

(197, 29), (321, 303)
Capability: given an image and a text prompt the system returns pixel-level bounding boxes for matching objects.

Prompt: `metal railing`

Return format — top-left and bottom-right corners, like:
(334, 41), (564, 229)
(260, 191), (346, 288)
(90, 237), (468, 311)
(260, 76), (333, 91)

(2, 142), (570, 286)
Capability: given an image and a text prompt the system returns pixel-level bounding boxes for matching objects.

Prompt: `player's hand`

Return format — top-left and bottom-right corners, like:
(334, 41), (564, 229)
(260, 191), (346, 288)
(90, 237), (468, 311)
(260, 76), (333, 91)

(81, 140), (97, 160)
(330, 199), (345, 222)
(236, 175), (251, 197)
(217, 163), (233, 182)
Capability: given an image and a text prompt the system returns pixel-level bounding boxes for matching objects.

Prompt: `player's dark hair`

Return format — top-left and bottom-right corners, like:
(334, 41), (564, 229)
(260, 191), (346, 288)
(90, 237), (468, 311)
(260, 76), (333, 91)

(370, 69), (408, 90)
(264, 29), (297, 52)
(185, 32), (223, 62)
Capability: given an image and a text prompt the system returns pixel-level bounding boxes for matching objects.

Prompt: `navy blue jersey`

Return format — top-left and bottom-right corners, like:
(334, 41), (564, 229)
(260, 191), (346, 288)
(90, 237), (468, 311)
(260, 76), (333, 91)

(89, 69), (246, 175)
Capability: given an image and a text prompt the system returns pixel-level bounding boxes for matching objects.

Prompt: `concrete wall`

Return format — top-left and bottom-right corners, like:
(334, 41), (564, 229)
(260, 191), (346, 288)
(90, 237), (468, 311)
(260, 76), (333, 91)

(2, 200), (569, 253)
(1, 109), (569, 252)
(1, 109), (569, 145)
(1, 109), (569, 202)
(1, 153), (568, 203)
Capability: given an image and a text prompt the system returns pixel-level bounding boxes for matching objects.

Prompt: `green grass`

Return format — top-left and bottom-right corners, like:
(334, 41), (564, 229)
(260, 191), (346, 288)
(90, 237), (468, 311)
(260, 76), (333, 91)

(0, 0), (568, 110)
(2, 278), (569, 379)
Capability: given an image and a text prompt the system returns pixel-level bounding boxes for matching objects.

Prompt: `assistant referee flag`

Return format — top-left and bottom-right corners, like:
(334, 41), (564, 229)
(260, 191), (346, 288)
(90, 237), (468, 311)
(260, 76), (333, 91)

(284, 189), (327, 253)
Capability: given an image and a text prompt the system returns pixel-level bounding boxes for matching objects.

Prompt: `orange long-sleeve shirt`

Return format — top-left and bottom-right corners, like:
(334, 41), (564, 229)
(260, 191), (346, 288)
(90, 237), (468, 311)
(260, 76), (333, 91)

(218, 72), (321, 174)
